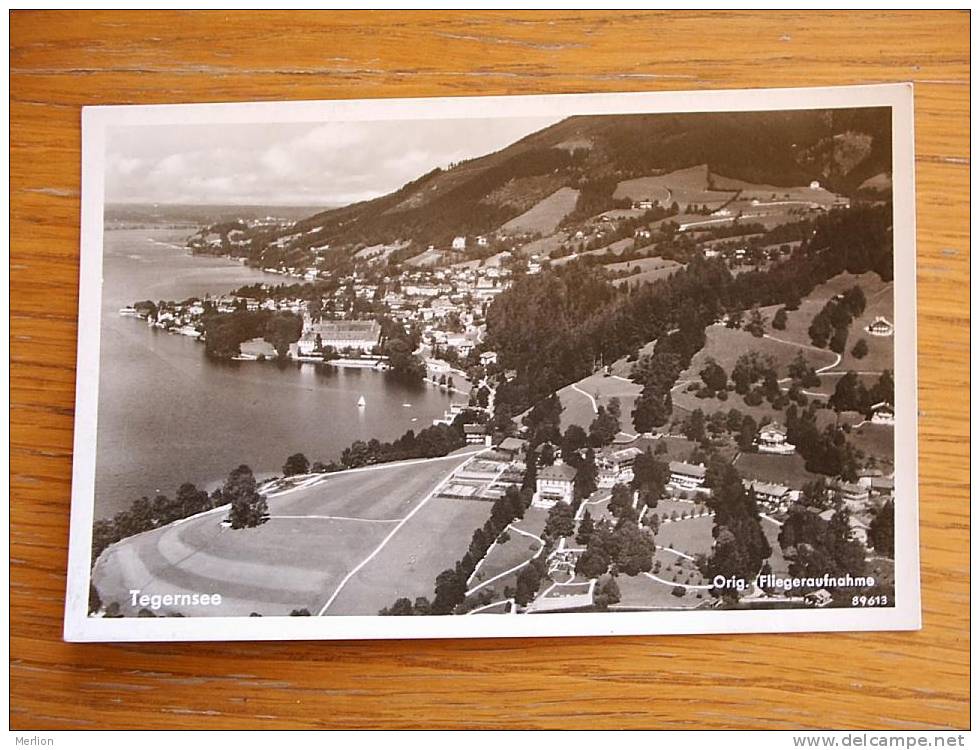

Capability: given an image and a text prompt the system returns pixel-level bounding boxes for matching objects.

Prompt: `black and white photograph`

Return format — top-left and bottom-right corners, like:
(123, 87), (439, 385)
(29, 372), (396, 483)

(64, 85), (920, 641)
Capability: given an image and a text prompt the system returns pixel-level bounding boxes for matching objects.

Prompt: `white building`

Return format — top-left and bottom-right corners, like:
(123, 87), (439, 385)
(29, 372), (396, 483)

(866, 316), (894, 337)
(533, 461), (578, 508)
(296, 319), (381, 356)
(452, 236), (467, 250)
(597, 446), (643, 488)
(756, 422), (796, 455)
(870, 401), (895, 425)
(744, 480), (795, 513)
(668, 461), (708, 493)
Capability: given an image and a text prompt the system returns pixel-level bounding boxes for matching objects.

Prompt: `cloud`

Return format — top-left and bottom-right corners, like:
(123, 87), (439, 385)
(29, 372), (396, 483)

(105, 115), (561, 207)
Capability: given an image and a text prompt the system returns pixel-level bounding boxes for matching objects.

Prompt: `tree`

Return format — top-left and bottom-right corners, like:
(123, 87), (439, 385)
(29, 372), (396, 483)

(224, 465), (268, 529)
(632, 450), (669, 506)
(573, 449), (598, 501)
(432, 568), (467, 614)
(608, 483), (634, 518)
(745, 307), (766, 338)
(613, 521), (656, 575)
(829, 325), (849, 354)
(851, 338), (869, 360)
(829, 371), (868, 413)
(576, 509), (595, 545)
(683, 408), (707, 443)
(788, 351), (821, 388)
(380, 597), (414, 616)
(594, 576), (621, 610)
(589, 405), (620, 447)
(868, 500), (895, 558)
(514, 558), (547, 606)
(778, 505), (867, 590)
(738, 414), (758, 451)
(544, 502), (576, 539)
(561, 424), (589, 457)
(263, 311), (303, 359)
(772, 307), (788, 331)
(282, 452), (310, 476)
(575, 546), (610, 579)
(175, 482), (211, 518)
(699, 358), (728, 394)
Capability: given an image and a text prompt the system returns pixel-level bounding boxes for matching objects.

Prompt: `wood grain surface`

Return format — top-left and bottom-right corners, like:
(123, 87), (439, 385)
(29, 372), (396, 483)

(9, 10), (970, 730)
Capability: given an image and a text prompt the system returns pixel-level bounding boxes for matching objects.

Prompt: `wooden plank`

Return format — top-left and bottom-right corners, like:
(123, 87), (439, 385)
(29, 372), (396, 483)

(9, 9), (969, 730)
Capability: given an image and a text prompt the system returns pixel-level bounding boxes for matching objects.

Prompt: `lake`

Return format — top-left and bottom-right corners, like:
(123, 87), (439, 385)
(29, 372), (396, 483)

(94, 227), (461, 520)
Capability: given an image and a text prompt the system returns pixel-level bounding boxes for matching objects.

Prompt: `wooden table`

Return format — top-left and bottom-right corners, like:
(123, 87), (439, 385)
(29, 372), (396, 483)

(10, 10), (969, 730)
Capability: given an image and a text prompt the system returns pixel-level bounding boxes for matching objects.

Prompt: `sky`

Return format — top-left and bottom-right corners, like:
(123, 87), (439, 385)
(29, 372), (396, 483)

(105, 115), (563, 208)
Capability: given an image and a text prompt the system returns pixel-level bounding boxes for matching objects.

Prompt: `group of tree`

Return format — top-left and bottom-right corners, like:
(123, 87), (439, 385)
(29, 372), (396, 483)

(339, 421), (467, 469)
(699, 460), (772, 601)
(575, 514), (657, 579)
(785, 404), (860, 481)
(729, 350), (787, 409)
(91, 482), (215, 564)
(808, 285), (867, 354)
(787, 351), (822, 389)
(828, 370), (894, 416)
(490, 203), (892, 433)
(777, 504), (867, 592)
(630, 351), (685, 432)
(91, 464), (270, 565)
(221, 465), (269, 529)
(201, 308), (303, 360)
(630, 448), (671, 507)
(588, 398), (622, 447)
(867, 500), (895, 558)
(379, 317), (426, 383)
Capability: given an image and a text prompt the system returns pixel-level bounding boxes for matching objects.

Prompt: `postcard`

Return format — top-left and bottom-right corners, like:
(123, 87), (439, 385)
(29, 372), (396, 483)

(64, 83), (919, 641)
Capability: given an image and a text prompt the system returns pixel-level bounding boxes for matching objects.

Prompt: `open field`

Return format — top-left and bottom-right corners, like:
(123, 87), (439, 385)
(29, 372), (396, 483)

(655, 514), (715, 558)
(514, 231), (568, 258)
(613, 165), (734, 209)
(556, 372), (644, 434)
(92, 450), (484, 617)
(847, 422), (895, 465)
(760, 271), (893, 372)
(550, 236), (636, 266)
(612, 570), (706, 610)
(499, 187), (579, 235)
(671, 386), (789, 426)
(403, 248), (443, 267)
(683, 322), (838, 380)
(610, 257), (684, 288)
(327, 496), (494, 614)
(469, 526), (543, 588)
(709, 174), (842, 206)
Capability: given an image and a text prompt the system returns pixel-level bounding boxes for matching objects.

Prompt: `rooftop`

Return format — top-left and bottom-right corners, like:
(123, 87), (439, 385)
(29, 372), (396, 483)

(539, 463), (578, 482)
(669, 461), (706, 479)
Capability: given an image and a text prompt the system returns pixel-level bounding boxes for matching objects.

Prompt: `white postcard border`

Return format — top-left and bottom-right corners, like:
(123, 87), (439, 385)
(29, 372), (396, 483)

(64, 83), (919, 642)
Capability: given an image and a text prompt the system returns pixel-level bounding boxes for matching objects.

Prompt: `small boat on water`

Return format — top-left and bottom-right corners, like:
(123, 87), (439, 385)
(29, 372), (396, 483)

(402, 403), (412, 407)
(118, 306), (139, 317)
(357, 395), (366, 408)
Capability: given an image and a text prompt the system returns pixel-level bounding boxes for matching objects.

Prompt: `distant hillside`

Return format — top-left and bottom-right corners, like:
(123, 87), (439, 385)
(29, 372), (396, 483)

(258, 107), (891, 262)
